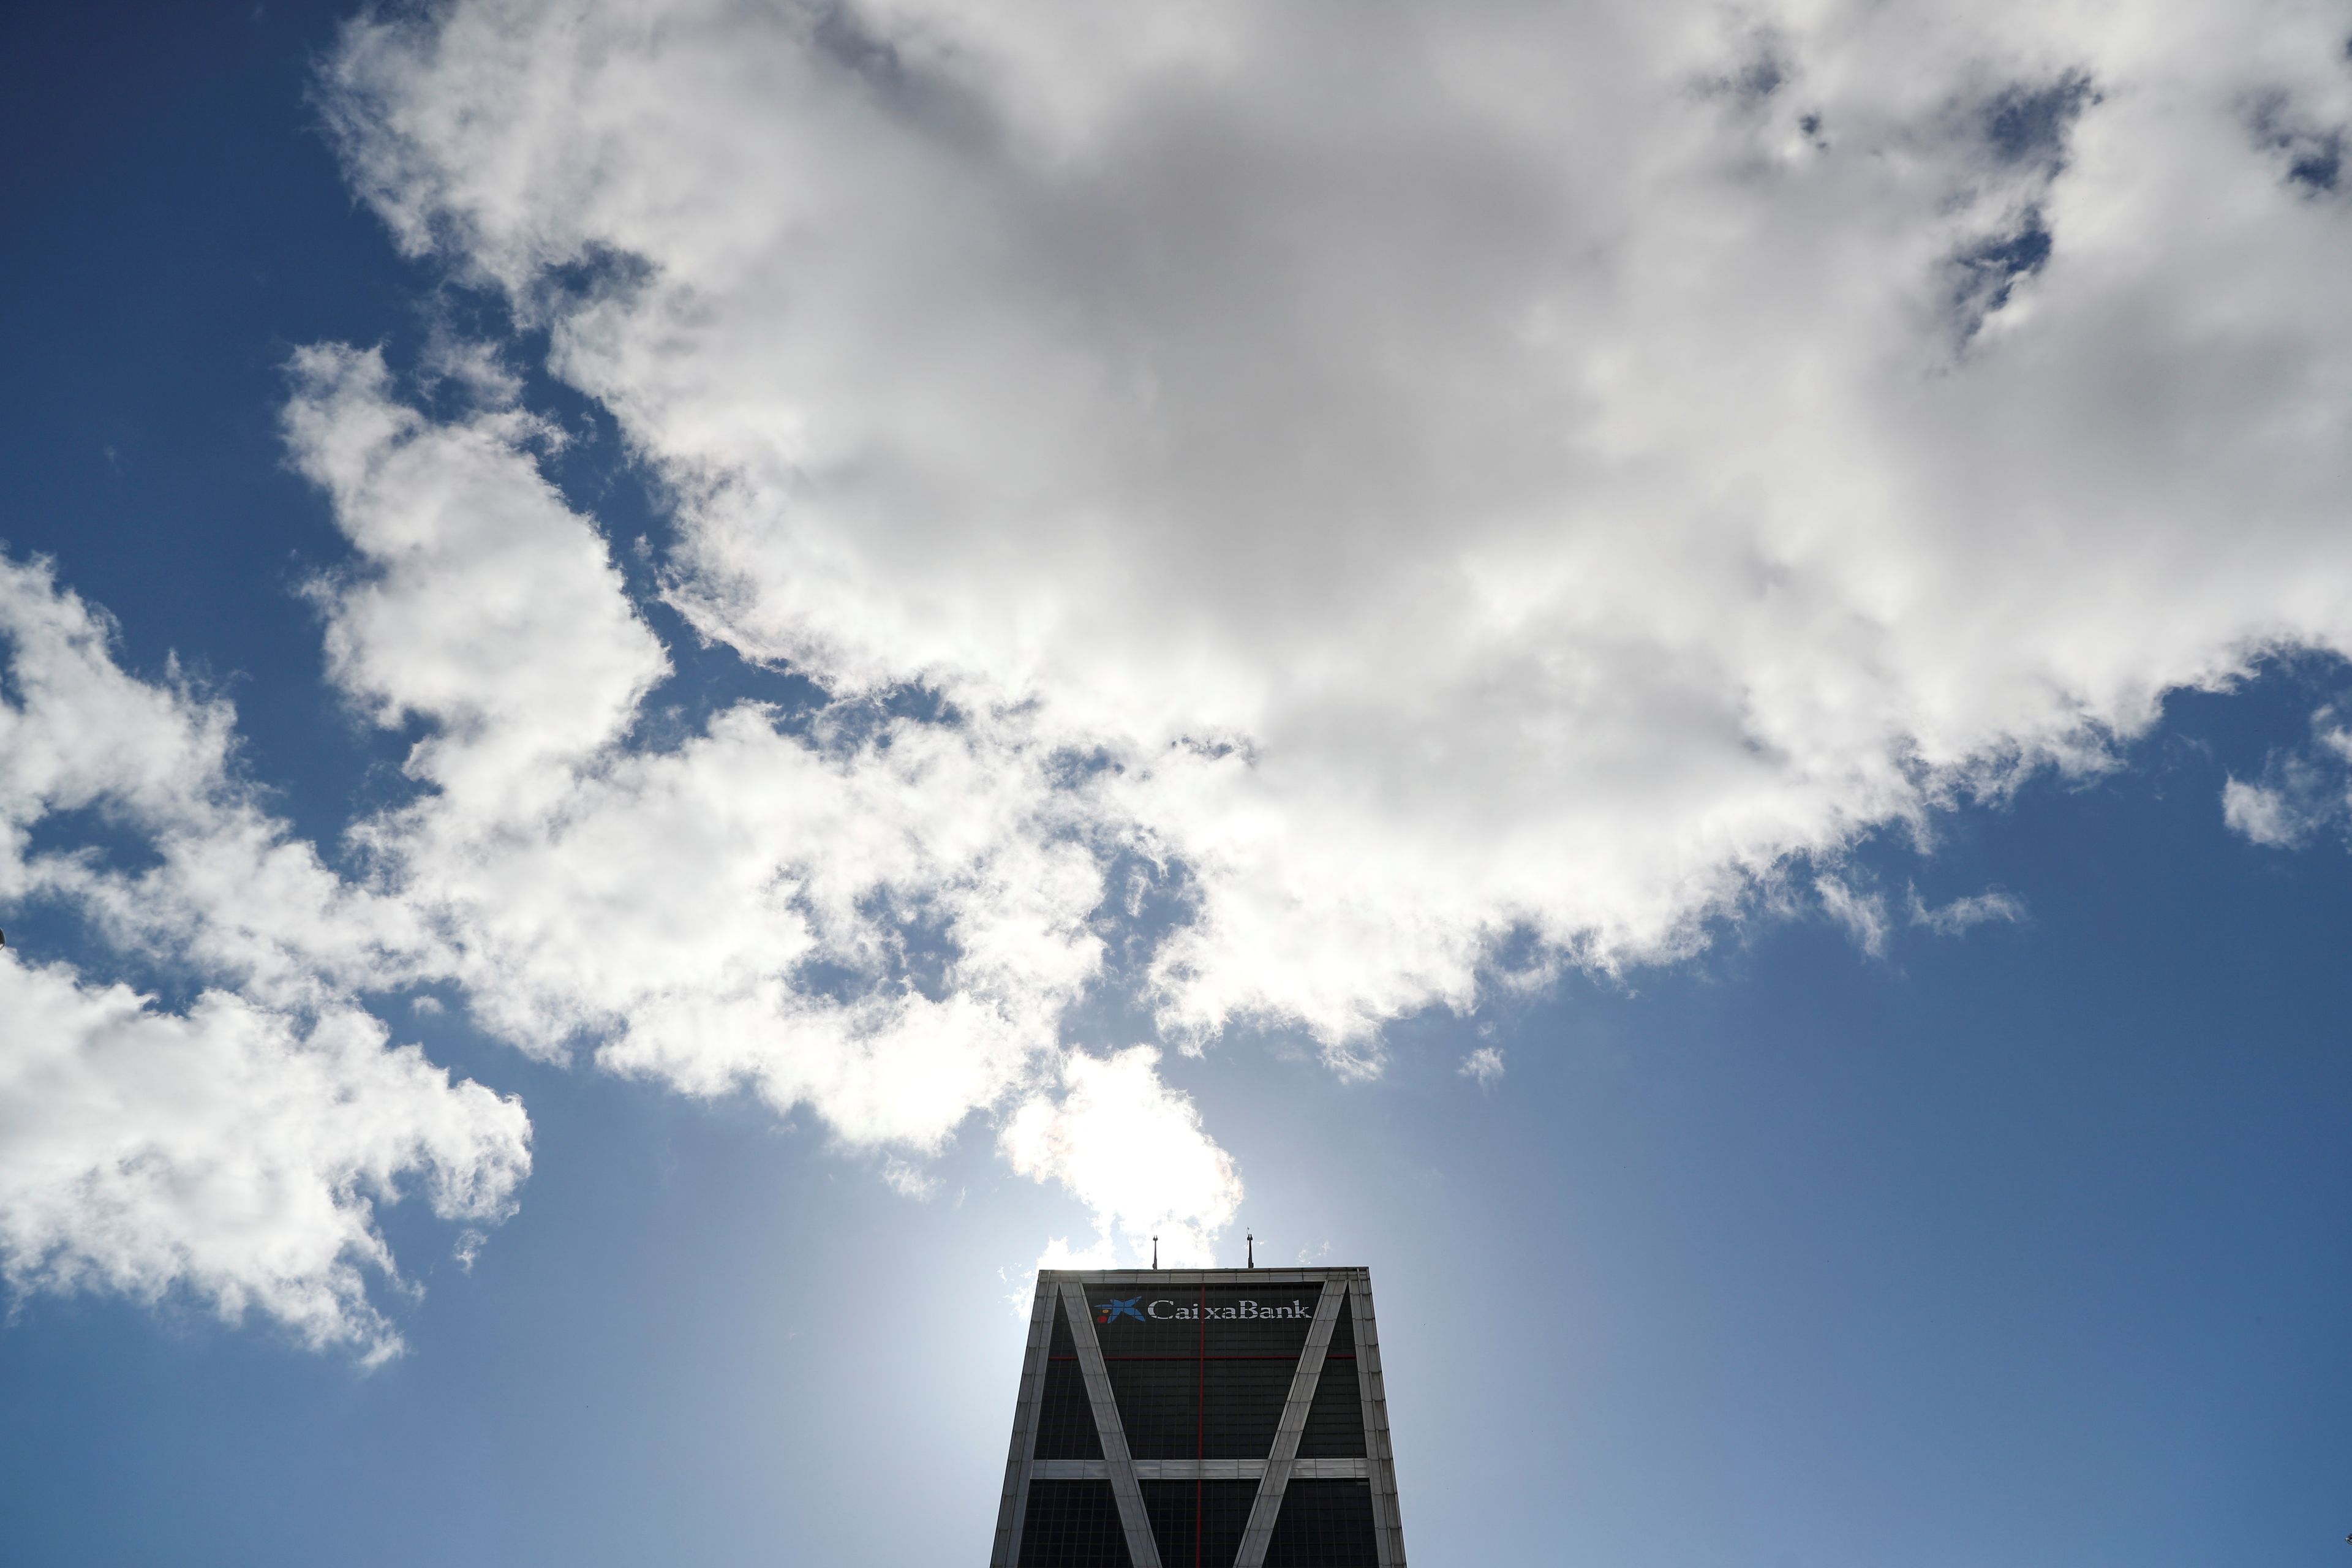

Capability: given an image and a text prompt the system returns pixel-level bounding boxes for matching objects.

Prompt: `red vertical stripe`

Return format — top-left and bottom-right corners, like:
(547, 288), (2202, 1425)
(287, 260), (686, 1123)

(1195, 1282), (1205, 1568)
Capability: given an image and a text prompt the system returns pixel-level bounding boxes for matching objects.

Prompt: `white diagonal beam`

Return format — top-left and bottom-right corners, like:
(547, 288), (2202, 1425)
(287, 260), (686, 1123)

(1061, 1281), (1164, 1568)
(1349, 1272), (1408, 1568)
(990, 1282), (1063, 1568)
(1231, 1278), (1345, 1568)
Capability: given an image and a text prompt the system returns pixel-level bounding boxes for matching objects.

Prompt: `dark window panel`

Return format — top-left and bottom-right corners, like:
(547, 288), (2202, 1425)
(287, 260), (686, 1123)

(1106, 1358), (1201, 1458)
(1261, 1480), (1379, 1567)
(1139, 1479), (1257, 1568)
(1202, 1358), (1294, 1458)
(1036, 1357), (1105, 1460)
(1324, 1297), (1355, 1358)
(1018, 1480), (1134, 1568)
(1294, 1351), (1365, 1459)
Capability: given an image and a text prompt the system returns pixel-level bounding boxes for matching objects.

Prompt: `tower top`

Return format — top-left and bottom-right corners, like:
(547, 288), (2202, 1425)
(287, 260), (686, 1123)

(991, 1265), (1405, 1566)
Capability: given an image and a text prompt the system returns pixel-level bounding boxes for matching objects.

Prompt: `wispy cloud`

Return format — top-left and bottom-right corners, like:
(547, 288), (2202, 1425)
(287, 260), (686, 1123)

(1460, 1047), (1506, 1089)
(2223, 708), (2352, 848)
(880, 1158), (940, 1201)
(1817, 879), (1893, 957)
(1909, 887), (2028, 937)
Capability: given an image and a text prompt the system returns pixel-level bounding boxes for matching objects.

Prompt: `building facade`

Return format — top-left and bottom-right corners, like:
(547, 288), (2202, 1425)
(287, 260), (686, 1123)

(989, 1267), (1406, 1568)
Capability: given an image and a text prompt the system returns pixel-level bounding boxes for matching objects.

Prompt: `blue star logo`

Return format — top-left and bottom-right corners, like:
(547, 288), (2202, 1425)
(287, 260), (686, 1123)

(1098, 1297), (1145, 1324)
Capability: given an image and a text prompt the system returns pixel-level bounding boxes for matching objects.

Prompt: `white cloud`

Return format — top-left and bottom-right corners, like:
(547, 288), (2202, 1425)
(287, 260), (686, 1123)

(38, 0), (2352, 1355)
(317, 0), (2352, 1064)
(282, 350), (1104, 1147)
(0, 555), (429, 1006)
(1001, 1047), (1242, 1267)
(283, 348), (1237, 1253)
(0, 956), (527, 1365)
(284, 343), (671, 820)
(2223, 778), (2310, 846)
(1908, 887), (2027, 937)
(880, 1156), (940, 1201)
(2222, 706), (2352, 847)
(0, 553), (527, 1359)
(1460, 1046), (1506, 1088)
(1816, 877), (1893, 956)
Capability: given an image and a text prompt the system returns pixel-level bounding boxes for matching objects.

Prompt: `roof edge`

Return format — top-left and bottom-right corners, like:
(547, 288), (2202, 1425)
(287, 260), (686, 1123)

(1035, 1267), (1367, 1285)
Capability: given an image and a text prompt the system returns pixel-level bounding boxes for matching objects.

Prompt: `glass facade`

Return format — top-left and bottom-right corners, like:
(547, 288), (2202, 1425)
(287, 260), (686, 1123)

(1140, 1480), (1257, 1567)
(992, 1270), (1401, 1568)
(1294, 1302), (1365, 1461)
(1261, 1482), (1379, 1567)
(1020, 1481), (1134, 1568)
(1087, 1284), (1324, 1464)
(1037, 1310), (1106, 1460)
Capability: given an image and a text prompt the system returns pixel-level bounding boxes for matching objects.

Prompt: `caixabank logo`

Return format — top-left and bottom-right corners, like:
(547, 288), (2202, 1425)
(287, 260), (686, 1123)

(1097, 1297), (1311, 1324)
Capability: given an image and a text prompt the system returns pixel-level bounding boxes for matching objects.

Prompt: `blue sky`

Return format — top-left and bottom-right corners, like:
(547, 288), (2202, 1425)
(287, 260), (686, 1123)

(4, 3), (2351, 1565)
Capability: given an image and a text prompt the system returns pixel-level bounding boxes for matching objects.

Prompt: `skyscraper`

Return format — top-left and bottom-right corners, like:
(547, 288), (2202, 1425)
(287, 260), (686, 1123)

(989, 1267), (1407, 1567)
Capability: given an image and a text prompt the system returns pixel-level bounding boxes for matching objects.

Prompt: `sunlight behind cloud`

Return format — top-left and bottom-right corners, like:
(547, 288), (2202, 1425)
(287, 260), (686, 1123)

(1001, 1047), (1242, 1268)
